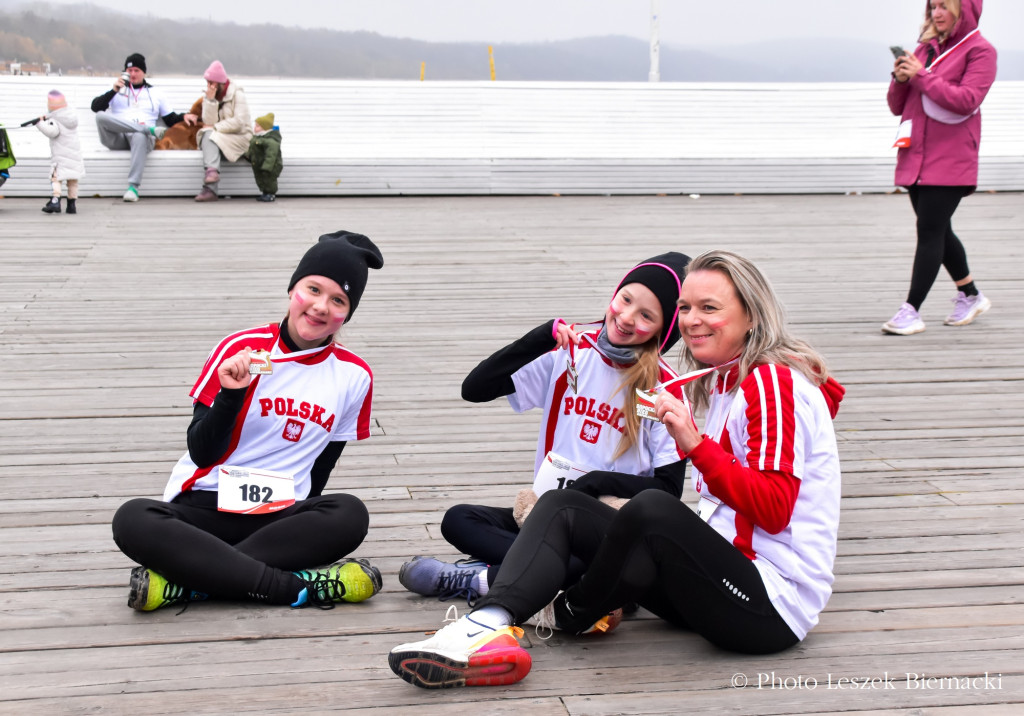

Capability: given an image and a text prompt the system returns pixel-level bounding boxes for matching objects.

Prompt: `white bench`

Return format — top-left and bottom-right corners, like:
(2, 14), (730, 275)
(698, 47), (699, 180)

(2, 75), (1022, 197)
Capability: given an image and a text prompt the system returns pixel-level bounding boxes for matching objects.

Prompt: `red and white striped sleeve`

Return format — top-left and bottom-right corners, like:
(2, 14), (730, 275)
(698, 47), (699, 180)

(744, 364), (797, 475)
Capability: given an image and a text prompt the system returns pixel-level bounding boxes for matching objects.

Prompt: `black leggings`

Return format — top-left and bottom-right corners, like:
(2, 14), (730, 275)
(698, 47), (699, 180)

(440, 503), (589, 587)
(111, 490), (369, 604)
(906, 185), (972, 310)
(475, 489), (799, 655)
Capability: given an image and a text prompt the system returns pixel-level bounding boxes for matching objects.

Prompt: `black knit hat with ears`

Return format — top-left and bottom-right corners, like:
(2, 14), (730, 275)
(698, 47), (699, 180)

(123, 53), (147, 73)
(288, 230), (384, 322)
(614, 251), (691, 354)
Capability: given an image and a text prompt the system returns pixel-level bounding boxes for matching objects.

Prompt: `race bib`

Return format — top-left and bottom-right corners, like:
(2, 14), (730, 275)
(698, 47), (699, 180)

(697, 494), (721, 522)
(217, 465), (296, 514)
(893, 119), (912, 148)
(533, 452), (592, 496)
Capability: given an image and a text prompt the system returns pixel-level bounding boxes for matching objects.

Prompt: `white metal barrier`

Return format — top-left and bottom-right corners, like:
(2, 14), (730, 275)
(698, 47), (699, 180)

(2, 75), (1021, 196)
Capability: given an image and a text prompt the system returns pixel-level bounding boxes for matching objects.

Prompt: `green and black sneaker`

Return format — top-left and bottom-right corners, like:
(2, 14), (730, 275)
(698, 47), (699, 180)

(127, 566), (207, 612)
(292, 558), (383, 609)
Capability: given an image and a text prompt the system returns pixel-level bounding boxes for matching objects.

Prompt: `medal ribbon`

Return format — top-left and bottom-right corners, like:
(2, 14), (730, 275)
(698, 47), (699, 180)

(653, 357), (740, 394)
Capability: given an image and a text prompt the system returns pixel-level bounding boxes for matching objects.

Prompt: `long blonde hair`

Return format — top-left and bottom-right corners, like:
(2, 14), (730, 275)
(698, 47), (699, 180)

(919, 0), (961, 42)
(613, 337), (663, 460)
(678, 250), (830, 413)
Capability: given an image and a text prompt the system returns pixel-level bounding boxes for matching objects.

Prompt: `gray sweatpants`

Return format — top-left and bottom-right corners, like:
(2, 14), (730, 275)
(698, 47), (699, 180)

(198, 130), (223, 194)
(95, 113), (154, 187)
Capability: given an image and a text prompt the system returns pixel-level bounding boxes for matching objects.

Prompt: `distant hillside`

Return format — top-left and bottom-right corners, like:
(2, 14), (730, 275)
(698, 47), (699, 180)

(1, 2), (1021, 81)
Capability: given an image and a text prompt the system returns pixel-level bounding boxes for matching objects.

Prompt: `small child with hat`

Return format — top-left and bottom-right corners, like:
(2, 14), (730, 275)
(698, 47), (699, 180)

(247, 112), (282, 202)
(36, 90), (85, 214)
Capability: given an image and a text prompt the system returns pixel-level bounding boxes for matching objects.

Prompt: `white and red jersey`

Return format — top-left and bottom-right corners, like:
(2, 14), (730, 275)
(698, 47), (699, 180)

(691, 363), (841, 641)
(163, 323), (373, 502)
(509, 328), (681, 478)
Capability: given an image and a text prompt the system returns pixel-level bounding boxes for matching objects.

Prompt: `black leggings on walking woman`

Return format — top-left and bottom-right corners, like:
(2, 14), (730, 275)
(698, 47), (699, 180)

(475, 489), (798, 655)
(906, 185), (973, 310)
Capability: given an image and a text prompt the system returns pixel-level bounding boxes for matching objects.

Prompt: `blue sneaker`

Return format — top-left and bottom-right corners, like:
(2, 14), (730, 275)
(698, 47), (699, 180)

(399, 556), (486, 604)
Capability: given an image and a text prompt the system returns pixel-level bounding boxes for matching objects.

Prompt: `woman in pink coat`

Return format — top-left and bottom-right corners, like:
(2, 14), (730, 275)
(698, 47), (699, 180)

(883, 0), (996, 335)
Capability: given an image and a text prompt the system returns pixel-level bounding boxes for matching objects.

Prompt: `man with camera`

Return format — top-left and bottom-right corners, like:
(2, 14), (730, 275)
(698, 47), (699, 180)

(91, 53), (185, 202)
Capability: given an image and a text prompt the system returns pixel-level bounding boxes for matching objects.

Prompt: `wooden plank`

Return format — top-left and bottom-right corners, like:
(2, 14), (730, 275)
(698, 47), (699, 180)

(0, 192), (1022, 712)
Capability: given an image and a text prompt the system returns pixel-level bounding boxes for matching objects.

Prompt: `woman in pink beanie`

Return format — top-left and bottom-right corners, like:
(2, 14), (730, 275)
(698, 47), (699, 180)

(183, 60), (252, 201)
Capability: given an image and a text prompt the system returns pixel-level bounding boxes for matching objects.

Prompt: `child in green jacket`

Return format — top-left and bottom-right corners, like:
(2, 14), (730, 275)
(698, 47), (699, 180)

(248, 113), (282, 202)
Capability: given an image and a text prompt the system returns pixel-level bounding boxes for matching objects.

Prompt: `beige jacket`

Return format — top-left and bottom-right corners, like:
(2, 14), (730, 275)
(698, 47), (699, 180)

(199, 81), (253, 162)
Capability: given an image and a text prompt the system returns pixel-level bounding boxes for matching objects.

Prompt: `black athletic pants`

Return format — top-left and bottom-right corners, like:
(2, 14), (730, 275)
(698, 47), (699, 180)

(111, 490), (369, 604)
(475, 489), (799, 654)
(441, 503), (589, 587)
(906, 185), (972, 310)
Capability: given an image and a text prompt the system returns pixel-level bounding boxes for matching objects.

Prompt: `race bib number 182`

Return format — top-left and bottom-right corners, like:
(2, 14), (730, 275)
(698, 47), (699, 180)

(532, 452), (593, 497)
(217, 465), (296, 514)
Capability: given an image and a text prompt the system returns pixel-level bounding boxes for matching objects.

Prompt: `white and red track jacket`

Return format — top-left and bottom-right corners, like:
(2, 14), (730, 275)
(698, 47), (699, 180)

(163, 323), (373, 502)
(688, 363), (844, 640)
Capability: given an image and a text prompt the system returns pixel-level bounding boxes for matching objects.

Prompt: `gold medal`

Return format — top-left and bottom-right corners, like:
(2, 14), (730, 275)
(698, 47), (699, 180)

(566, 358), (579, 394)
(248, 349), (273, 375)
(635, 388), (659, 421)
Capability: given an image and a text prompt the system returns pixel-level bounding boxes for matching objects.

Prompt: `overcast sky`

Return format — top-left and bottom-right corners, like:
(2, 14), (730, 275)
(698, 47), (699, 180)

(13, 0), (1024, 51)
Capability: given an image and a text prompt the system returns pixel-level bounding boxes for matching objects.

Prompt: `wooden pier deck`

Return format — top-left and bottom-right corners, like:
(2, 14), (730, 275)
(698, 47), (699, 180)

(1, 192), (1022, 714)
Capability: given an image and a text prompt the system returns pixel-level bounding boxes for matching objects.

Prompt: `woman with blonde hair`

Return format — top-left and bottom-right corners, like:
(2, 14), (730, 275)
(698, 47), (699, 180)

(883, 0), (996, 334)
(388, 250), (845, 690)
(398, 253), (691, 607)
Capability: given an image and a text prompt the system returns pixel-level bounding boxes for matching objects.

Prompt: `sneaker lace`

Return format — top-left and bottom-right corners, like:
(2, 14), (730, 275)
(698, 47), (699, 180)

(161, 580), (199, 616)
(423, 604), (463, 637)
(951, 292), (971, 310)
(436, 562), (483, 606)
(893, 304), (916, 322)
(532, 600), (557, 641)
(429, 605), (525, 642)
(297, 569), (346, 610)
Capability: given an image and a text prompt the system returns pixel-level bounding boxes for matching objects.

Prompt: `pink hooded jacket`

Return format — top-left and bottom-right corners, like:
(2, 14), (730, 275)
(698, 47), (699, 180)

(887, 0), (997, 188)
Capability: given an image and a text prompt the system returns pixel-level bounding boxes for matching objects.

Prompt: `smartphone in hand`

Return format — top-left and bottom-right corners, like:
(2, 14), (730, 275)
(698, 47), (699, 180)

(890, 45), (908, 59)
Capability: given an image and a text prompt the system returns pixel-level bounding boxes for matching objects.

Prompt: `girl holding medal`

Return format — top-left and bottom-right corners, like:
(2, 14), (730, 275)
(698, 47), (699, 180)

(388, 250), (845, 690)
(884, 0), (996, 335)
(398, 253), (690, 606)
(112, 231), (384, 612)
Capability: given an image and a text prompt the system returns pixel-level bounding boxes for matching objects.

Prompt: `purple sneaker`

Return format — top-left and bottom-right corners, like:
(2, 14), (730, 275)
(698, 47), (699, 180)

(399, 556), (486, 604)
(944, 291), (991, 326)
(882, 303), (925, 335)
